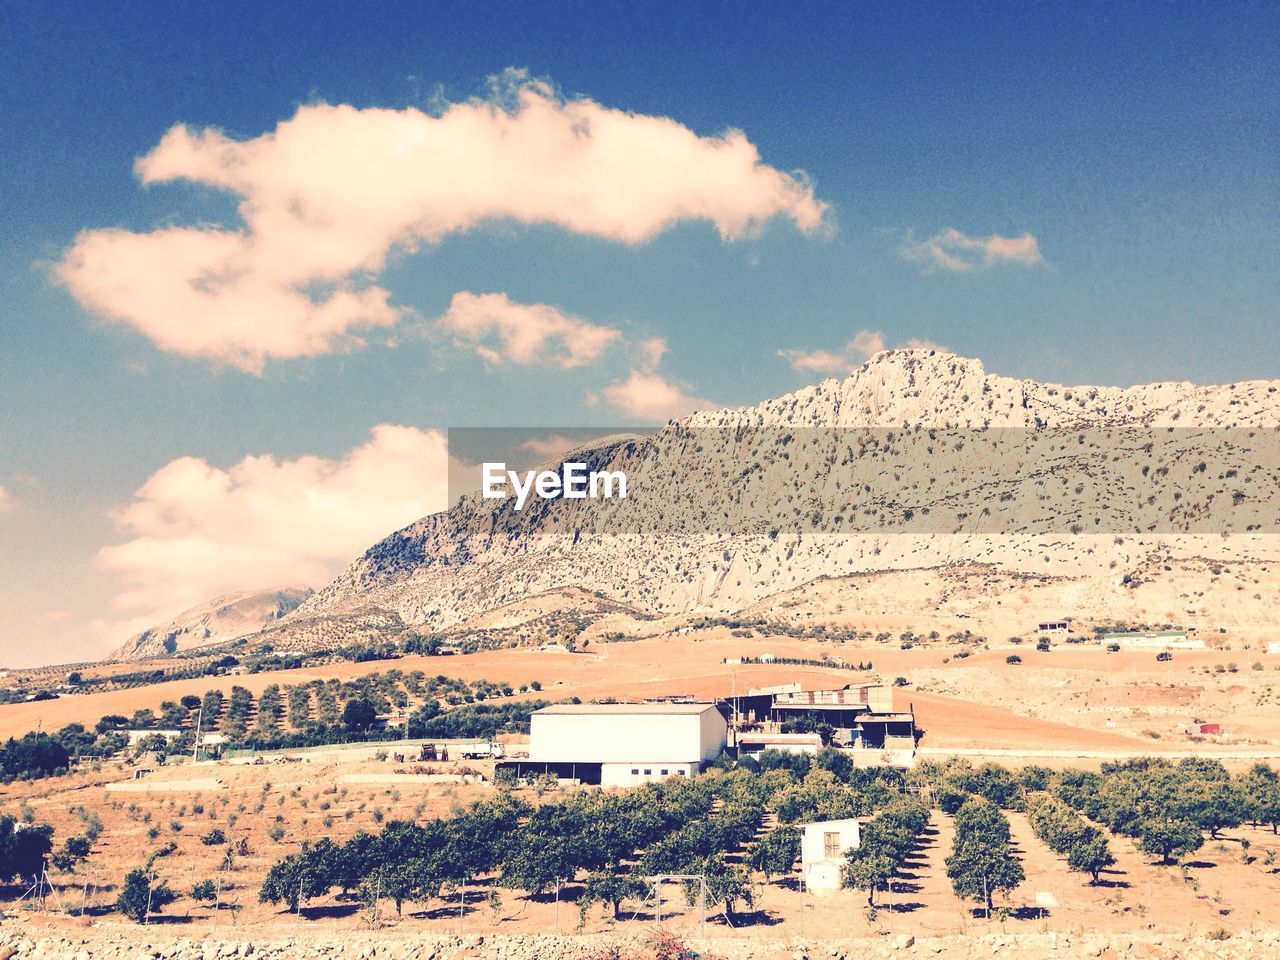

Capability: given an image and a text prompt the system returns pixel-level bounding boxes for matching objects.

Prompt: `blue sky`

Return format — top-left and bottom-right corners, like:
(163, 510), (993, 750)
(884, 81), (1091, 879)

(1, 3), (1277, 664)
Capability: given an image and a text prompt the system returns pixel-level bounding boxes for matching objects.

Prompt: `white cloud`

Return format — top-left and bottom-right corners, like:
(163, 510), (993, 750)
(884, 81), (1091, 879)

(901, 227), (1044, 272)
(518, 434), (589, 462)
(95, 425), (453, 621)
(598, 371), (710, 421)
(437, 292), (620, 367)
(592, 336), (713, 421)
(779, 331), (947, 376)
(56, 71), (828, 372)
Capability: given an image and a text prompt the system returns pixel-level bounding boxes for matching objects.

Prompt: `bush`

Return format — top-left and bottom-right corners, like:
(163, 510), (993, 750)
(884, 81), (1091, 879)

(1006, 654), (1022, 664)
(116, 868), (176, 922)
(201, 828), (227, 846)
(191, 879), (217, 902)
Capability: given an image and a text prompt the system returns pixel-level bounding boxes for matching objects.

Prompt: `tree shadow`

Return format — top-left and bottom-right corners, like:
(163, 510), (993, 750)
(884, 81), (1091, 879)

(878, 900), (925, 914)
(300, 903), (361, 920)
(714, 908), (782, 927)
(1090, 877), (1131, 889)
(1183, 861), (1217, 870)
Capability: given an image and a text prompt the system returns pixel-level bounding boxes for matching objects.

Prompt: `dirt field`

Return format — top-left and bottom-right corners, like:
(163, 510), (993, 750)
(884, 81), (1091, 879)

(6, 629), (1280, 758)
(7, 757), (1280, 943)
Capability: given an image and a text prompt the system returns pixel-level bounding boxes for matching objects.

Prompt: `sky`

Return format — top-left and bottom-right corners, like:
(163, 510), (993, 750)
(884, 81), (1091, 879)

(1, 3), (1277, 665)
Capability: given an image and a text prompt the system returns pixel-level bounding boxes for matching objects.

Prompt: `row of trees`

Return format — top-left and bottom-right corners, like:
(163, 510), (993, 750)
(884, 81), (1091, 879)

(945, 797), (1024, 916)
(255, 758), (909, 924)
(258, 776), (742, 919)
(1053, 757), (1279, 864)
(0, 732), (70, 782)
(1025, 794), (1115, 883)
(842, 796), (930, 906)
(17, 668), (547, 782)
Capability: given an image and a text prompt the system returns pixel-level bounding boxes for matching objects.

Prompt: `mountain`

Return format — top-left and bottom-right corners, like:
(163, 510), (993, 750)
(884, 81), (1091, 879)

(278, 350), (1280, 648)
(113, 586), (314, 660)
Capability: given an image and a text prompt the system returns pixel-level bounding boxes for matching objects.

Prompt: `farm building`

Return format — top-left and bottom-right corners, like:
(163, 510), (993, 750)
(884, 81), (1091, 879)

(1097, 630), (1203, 650)
(736, 731), (823, 756)
(499, 702), (729, 787)
(732, 682), (917, 767)
(799, 817), (861, 892)
(125, 728), (182, 746)
(1037, 619), (1072, 633)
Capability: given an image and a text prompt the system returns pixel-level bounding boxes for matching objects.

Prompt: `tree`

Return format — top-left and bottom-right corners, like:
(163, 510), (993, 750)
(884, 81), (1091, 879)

(945, 798), (1024, 916)
(116, 868), (177, 922)
(258, 841), (335, 912)
(580, 871), (650, 920)
(0, 732), (70, 781)
(341, 698), (377, 730)
(748, 826), (799, 883)
(1137, 818), (1202, 865)
(191, 879), (217, 902)
(0, 815), (53, 882)
(51, 835), (92, 872)
(843, 844), (897, 906)
(1238, 763), (1280, 833)
(692, 855), (753, 923)
(1177, 778), (1244, 839)
(1066, 833), (1115, 884)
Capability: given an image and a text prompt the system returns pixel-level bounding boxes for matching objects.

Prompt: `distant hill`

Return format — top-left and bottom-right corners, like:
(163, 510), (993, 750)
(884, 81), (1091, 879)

(112, 586), (314, 660)
(266, 350), (1280, 648)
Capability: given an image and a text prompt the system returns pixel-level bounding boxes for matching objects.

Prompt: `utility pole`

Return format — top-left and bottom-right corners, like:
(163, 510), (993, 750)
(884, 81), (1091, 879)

(192, 702), (203, 762)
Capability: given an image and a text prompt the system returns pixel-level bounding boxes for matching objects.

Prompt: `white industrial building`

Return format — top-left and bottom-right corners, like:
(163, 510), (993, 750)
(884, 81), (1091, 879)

(799, 817), (862, 892)
(513, 702), (728, 787)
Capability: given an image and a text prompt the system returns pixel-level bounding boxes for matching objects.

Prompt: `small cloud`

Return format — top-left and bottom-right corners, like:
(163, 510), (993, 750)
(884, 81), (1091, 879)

(596, 371), (711, 421)
(518, 433), (587, 462)
(779, 330), (946, 376)
(901, 227), (1044, 273)
(591, 337), (713, 421)
(437, 292), (621, 368)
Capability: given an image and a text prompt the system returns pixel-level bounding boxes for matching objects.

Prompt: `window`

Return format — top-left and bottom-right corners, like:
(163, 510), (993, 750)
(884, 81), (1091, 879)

(823, 832), (841, 858)
(675, 770), (685, 776)
(643, 769), (652, 775)
(631, 768), (639, 775)
(660, 768), (669, 775)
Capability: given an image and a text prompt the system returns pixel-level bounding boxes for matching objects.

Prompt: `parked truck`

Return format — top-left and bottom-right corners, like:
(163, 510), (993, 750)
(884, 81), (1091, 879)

(456, 741), (505, 760)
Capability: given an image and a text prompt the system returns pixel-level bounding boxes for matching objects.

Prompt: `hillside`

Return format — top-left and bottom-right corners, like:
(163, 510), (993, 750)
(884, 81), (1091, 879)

(113, 586), (313, 659)
(279, 350), (1279, 647)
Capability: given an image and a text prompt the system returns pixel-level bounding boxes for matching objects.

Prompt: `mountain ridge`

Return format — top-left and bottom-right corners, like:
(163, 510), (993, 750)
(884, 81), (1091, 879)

(275, 350), (1279, 648)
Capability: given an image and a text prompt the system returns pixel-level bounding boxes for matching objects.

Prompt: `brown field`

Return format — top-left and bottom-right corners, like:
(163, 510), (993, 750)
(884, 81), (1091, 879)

(6, 628), (1280, 756)
(4, 627), (1280, 942)
(7, 757), (1280, 942)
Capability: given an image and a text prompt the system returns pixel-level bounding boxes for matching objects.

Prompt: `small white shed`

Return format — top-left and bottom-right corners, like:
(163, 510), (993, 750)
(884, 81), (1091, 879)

(798, 817), (861, 892)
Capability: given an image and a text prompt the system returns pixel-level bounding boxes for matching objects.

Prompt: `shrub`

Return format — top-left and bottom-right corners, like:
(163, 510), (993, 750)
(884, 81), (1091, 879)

(116, 868), (176, 922)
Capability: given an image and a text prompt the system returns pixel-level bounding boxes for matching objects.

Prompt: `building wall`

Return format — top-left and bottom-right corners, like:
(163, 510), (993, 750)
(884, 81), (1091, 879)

(529, 709), (727, 764)
(600, 761), (698, 788)
(800, 818), (861, 892)
(1100, 633), (1203, 650)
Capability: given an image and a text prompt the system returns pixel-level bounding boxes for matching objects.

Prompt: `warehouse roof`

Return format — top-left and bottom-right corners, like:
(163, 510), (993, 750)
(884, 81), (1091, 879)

(534, 702), (720, 716)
